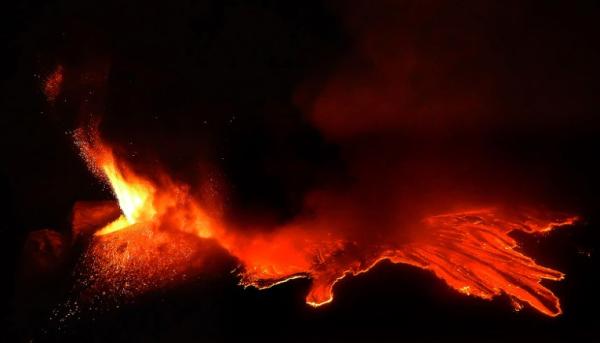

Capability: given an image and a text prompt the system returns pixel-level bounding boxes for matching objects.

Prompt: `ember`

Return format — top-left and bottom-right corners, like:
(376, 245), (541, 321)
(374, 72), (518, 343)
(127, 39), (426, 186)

(43, 65), (63, 103)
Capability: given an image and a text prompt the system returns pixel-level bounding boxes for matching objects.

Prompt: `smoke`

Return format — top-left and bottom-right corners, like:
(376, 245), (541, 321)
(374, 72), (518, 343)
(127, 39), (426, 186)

(278, 0), (577, 241)
(297, 1), (492, 139)
(301, 0), (597, 138)
(32, 0), (587, 242)
(28, 0), (593, 246)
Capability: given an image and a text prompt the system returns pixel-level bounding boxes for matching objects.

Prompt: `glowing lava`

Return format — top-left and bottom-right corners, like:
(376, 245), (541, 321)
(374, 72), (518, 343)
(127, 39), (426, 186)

(74, 126), (576, 317)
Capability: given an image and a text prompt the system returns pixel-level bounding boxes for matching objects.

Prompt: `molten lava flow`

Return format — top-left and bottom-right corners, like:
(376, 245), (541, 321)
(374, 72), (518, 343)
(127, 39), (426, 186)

(231, 210), (575, 316)
(74, 127), (577, 317)
(389, 211), (576, 316)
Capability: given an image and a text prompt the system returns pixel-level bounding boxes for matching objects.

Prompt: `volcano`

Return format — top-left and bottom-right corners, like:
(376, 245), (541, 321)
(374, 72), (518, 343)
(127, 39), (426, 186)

(4, 1), (599, 342)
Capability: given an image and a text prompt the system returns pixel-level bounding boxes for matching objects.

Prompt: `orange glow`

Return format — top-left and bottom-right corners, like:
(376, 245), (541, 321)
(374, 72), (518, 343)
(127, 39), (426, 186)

(74, 127), (577, 317)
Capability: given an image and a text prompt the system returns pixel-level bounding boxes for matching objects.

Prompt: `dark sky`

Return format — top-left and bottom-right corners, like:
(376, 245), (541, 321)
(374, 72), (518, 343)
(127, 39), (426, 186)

(1, 1), (599, 342)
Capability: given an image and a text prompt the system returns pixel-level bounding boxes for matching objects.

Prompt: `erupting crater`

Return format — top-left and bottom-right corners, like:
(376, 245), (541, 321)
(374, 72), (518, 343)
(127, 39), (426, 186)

(72, 124), (576, 317)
